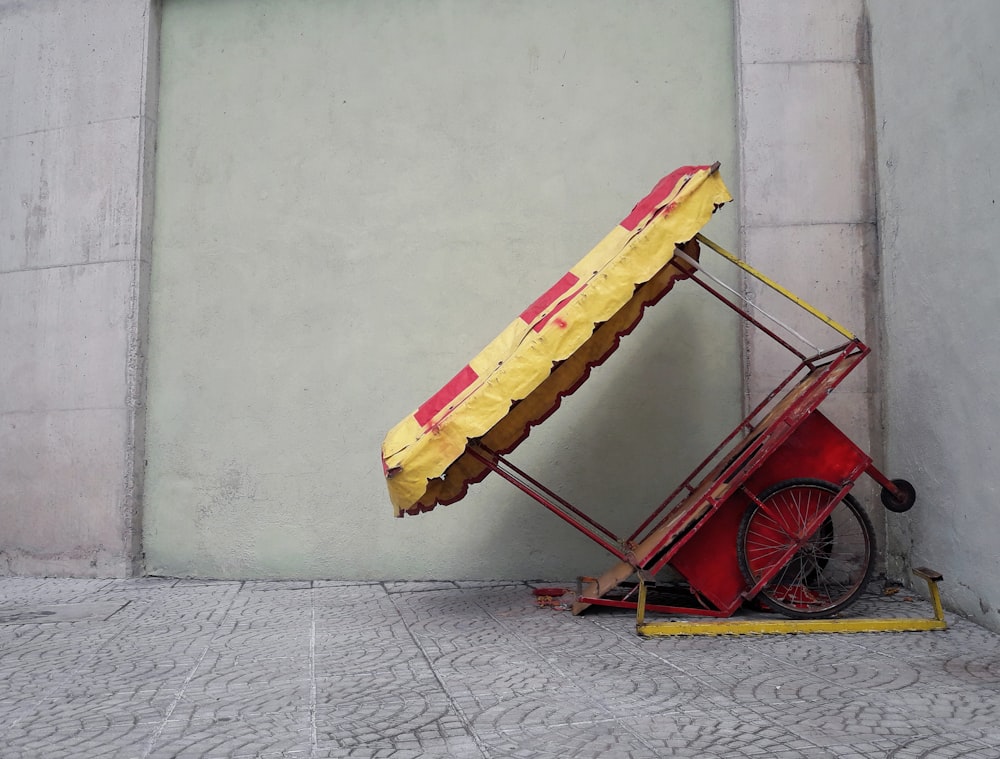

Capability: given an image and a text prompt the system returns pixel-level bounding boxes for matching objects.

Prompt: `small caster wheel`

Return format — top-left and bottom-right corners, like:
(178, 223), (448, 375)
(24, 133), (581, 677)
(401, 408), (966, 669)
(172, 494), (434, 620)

(880, 478), (916, 513)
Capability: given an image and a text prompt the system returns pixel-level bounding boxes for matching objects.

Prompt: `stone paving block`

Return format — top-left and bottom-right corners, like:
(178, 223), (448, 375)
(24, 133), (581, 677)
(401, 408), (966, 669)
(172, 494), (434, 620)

(432, 658), (582, 702)
(622, 710), (821, 758)
(860, 620), (1000, 660)
(457, 689), (614, 734)
(195, 654), (313, 687)
(60, 656), (202, 696)
(146, 713), (312, 758)
(426, 642), (548, 674)
(1, 627), (114, 661)
(747, 696), (960, 749)
(311, 580), (383, 587)
(15, 692), (173, 730)
(315, 692), (466, 750)
(865, 684), (1000, 733)
(556, 652), (728, 719)
(4, 579), (1000, 758)
(182, 667), (312, 694)
(383, 581), (461, 594)
(397, 620), (527, 656)
(242, 580), (313, 592)
(167, 681), (313, 723)
(476, 720), (658, 759)
(312, 604), (404, 627)
(207, 626), (312, 654)
(316, 676), (449, 718)
(309, 737), (486, 758)
(0, 578), (115, 603)
(312, 611), (413, 639)
(4, 720), (159, 759)
(655, 646), (783, 690)
(314, 638), (426, 677)
(888, 733), (1000, 758)
(454, 580), (527, 589)
(491, 619), (626, 654)
(728, 661), (861, 704)
(314, 591), (405, 617)
(315, 664), (441, 707)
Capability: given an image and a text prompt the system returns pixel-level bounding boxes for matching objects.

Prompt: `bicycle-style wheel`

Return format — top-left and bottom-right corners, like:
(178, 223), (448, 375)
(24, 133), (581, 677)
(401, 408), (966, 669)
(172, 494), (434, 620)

(737, 478), (875, 619)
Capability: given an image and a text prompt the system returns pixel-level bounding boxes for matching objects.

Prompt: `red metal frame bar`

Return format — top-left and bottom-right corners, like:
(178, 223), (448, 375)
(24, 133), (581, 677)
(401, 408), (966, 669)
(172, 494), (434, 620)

(635, 344), (869, 576)
(864, 462), (897, 493)
(577, 595), (731, 617)
(629, 339), (866, 550)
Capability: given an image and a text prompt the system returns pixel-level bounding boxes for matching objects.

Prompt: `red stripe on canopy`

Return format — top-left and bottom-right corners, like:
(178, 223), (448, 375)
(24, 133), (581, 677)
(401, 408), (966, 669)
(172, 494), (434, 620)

(414, 364), (479, 428)
(520, 272), (580, 323)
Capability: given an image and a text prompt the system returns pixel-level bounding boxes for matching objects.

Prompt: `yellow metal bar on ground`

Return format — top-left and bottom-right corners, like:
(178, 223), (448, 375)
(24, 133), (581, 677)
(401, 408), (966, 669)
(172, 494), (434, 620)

(636, 577), (648, 625)
(694, 233), (856, 341)
(635, 569), (947, 637)
(913, 566), (946, 621)
(637, 616), (947, 637)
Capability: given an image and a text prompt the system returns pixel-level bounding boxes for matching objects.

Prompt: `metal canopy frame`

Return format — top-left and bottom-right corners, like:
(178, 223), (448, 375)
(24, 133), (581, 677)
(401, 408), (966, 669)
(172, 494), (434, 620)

(467, 234), (915, 620)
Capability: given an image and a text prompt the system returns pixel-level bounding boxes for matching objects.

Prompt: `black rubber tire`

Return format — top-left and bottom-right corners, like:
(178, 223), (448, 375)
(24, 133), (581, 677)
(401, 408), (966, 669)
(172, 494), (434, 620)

(737, 478), (876, 619)
(880, 478), (916, 513)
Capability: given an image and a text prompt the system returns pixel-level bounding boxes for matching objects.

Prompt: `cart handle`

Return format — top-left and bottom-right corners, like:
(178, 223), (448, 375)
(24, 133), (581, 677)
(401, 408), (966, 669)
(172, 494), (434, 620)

(695, 233), (857, 341)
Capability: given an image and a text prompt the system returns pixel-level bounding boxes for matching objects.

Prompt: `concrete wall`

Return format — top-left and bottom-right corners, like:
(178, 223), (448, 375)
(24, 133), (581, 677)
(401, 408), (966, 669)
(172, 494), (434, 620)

(0, 0), (157, 575)
(869, 1), (1000, 631)
(143, 0), (740, 579)
(735, 0), (882, 530)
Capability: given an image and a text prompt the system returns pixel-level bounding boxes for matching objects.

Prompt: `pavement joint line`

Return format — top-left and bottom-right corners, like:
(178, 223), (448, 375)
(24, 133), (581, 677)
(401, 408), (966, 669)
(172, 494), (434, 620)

(309, 584), (318, 757)
(140, 580), (245, 759)
(385, 586), (491, 759)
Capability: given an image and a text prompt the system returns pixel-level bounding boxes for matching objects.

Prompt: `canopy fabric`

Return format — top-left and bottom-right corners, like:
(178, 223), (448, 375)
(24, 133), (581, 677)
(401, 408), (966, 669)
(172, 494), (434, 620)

(382, 165), (733, 517)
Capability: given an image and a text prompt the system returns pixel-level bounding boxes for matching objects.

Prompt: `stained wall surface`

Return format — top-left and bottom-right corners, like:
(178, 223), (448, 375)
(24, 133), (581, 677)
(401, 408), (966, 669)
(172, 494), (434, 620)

(0, 0), (156, 576)
(143, 0), (740, 578)
(735, 0), (882, 531)
(869, 0), (1000, 631)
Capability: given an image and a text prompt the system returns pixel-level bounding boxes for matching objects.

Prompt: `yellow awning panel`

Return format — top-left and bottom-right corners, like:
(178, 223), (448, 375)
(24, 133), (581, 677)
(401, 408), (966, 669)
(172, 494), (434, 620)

(382, 165), (733, 517)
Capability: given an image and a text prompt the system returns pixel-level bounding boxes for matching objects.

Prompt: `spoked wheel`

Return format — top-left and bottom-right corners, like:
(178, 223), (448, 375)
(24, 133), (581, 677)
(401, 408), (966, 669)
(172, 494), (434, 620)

(737, 478), (875, 619)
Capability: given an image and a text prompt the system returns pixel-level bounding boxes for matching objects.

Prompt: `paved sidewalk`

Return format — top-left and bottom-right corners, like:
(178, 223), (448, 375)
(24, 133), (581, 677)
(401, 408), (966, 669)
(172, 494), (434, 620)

(2, 578), (1000, 758)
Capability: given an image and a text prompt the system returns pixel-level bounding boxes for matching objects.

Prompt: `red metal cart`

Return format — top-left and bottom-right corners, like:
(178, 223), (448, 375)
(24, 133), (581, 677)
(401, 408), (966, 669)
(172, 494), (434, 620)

(382, 165), (915, 621)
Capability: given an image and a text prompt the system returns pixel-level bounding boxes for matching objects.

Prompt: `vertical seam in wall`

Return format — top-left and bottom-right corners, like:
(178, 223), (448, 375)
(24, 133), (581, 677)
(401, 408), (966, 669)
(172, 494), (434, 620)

(126, 0), (161, 577)
(125, 4), (147, 577)
(860, 1), (909, 580)
(733, 0), (752, 419)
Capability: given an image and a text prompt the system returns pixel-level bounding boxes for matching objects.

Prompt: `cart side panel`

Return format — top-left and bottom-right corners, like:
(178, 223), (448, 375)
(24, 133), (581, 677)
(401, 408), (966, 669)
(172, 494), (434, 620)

(743, 411), (872, 493)
(668, 494), (748, 614)
(670, 411), (872, 613)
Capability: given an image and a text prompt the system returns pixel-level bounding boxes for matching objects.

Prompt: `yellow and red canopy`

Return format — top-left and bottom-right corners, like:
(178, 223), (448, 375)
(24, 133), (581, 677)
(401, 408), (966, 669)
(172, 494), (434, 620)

(382, 165), (733, 517)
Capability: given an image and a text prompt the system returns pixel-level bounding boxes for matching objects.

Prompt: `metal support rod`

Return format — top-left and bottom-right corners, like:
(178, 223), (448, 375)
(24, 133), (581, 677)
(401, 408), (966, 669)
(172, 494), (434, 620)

(628, 364), (802, 543)
(864, 461), (898, 493)
(480, 447), (620, 542)
(629, 354), (818, 545)
(466, 446), (630, 563)
(684, 269), (808, 361)
(695, 233), (857, 340)
(676, 248), (822, 354)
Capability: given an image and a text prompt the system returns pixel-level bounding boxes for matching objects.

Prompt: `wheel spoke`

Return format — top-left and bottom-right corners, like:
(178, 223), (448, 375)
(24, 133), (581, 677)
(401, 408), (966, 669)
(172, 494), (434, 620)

(738, 479), (875, 618)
